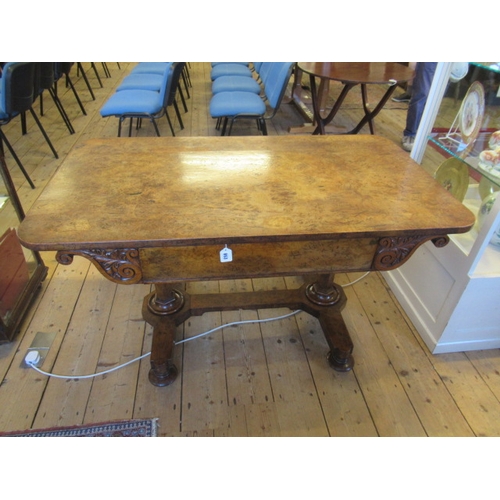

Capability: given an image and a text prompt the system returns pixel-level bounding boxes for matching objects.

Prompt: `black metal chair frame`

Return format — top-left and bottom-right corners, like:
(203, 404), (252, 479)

(0, 62), (61, 189)
(38, 63), (76, 134)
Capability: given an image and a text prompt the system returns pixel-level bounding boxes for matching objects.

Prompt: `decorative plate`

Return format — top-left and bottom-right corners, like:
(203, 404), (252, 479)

(478, 175), (500, 200)
(434, 157), (469, 202)
(490, 223), (500, 247)
(477, 160), (500, 179)
(476, 192), (497, 231)
(450, 62), (469, 83)
(458, 81), (485, 147)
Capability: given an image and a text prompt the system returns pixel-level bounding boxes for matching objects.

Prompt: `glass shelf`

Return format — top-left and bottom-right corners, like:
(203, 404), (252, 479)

(472, 62), (500, 74)
(426, 61), (500, 189)
(427, 133), (500, 188)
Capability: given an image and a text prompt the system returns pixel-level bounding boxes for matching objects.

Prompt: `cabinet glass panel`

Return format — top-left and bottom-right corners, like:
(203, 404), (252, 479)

(419, 62), (500, 257)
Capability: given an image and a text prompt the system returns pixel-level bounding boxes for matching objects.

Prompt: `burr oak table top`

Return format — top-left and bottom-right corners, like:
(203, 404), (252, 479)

(18, 135), (474, 253)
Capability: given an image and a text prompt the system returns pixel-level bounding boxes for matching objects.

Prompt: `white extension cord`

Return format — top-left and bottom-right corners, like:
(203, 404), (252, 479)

(25, 272), (371, 380)
(24, 310), (301, 380)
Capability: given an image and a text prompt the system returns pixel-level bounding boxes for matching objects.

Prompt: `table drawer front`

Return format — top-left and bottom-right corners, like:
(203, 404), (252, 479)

(140, 239), (377, 282)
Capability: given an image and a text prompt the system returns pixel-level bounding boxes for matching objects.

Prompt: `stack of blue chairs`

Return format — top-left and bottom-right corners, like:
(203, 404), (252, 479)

(209, 62), (295, 136)
(210, 63), (253, 81)
(212, 63), (267, 95)
(100, 62), (186, 137)
(125, 62), (191, 114)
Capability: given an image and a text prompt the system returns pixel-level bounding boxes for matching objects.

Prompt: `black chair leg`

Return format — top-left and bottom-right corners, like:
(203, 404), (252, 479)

(91, 63), (103, 88)
(21, 112), (27, 135)
(181, 70), (190, 99)
(221, 117), (229, 136)
(151, 119), (161, 137)
(0, 130), (36, 189)
(172, 101), (184, 130)
(102, 63), (111, 78)
(29, 108), (59, 159)
(48, 88), (75, 134)
(76, 63), (95, 100)
(177, 85), (188, 113)
(183, 65), (192, 89)
(118, 117), (124, 137)
(260, 119), (268, 136)
(58, 76), (87, 116)
(228, 118), (238, 136)
(165, 111), (175, 137)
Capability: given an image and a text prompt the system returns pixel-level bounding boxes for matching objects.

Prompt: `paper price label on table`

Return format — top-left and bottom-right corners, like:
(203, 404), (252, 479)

(220, 245), (233, 263)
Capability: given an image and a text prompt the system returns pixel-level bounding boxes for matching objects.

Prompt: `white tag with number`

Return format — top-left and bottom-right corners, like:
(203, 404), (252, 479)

(220, 245), (233, 263)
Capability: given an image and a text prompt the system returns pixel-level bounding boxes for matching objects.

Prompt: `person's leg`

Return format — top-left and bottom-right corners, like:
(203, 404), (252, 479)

(392, 62), (416, 102)
(402, 62), (437, 151)
(404, 62), (437, 137)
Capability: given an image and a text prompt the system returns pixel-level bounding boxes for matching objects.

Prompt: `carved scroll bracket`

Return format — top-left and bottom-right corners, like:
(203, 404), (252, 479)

(56, 248), (142, 284)
(373, 235), (449, 271)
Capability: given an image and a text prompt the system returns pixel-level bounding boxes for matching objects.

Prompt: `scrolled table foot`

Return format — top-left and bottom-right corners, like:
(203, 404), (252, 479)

(327, 350), (354, 372)
(149, 361), (178, 387)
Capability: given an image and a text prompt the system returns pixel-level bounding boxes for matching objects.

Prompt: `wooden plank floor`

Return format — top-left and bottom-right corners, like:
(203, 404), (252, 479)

(1, 62), (500, 436)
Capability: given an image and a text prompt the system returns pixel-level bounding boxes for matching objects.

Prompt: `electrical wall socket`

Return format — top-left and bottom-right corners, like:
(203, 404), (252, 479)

(21, 331), (56, 369)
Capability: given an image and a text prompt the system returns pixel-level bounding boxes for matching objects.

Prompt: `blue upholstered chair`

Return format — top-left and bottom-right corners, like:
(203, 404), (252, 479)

(211, 62), (249, 67)
(100, 62), (185, 137)
(115, 69), (186, 128)
(253, 62), (264, 73)
(211, 63), (271, 94)
(212, 75), (261, 95)
(130, 62), (171, 75)
(117, 72), (164, 91)
(128, 62), (189, 113)
(209, 62), (294, 136)
(210, 63), (253, 81)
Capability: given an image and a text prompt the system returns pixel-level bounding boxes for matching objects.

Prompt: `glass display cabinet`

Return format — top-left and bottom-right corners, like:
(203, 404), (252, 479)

(0, 153), (47, 342)
(385, 62), (500, 353)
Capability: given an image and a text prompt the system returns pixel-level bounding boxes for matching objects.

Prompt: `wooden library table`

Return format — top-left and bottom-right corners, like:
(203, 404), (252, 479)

(18, 136), (475, 386)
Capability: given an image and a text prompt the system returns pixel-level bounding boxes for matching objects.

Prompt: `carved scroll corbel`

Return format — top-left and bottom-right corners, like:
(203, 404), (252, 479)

(373, 235), (449, 271)
(56, 248), (142, 284)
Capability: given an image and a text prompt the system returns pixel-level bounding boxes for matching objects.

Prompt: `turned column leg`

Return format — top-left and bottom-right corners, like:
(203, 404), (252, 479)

(320, 309), (354, 372)
(142, 284), (185, 387)
(305, 274), (354, 372)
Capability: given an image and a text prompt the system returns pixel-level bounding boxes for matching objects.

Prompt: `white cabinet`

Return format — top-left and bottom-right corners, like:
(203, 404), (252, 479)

(385, 62), (500, 353)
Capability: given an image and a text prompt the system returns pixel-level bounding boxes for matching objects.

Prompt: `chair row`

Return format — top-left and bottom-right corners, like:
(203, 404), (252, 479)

(100, 62), (187, 137)
(209, 62), (295, 136)
(0, 62), (74, 189)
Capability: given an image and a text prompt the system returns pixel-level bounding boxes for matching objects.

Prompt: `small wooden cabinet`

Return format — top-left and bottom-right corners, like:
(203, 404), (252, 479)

(0, 153), (47, 342)
(386, 62), (500, 353)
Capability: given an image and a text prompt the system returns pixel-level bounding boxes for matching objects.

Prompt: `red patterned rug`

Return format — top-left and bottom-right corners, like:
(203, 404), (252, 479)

(0, 419), (158, 437)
